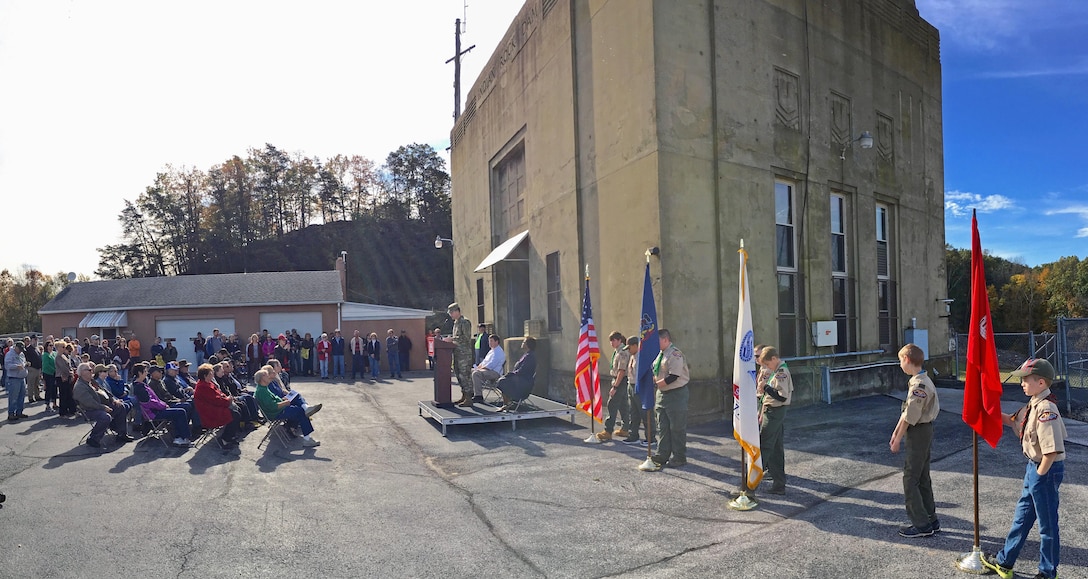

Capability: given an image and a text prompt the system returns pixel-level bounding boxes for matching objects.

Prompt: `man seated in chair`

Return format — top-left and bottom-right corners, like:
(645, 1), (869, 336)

(253, 368), (321, 447)
(131, 363), (193, 447)
(265, 360), (320, 416)
(465, 334), (505, 407)
(148, 364), (201, 433)
(72, 362), (134, 448)
(496, 337), (538, 412)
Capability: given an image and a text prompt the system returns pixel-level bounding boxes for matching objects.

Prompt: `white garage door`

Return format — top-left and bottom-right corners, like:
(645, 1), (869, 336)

(155, 319), (236, 343)
(259, 312), (324, 341)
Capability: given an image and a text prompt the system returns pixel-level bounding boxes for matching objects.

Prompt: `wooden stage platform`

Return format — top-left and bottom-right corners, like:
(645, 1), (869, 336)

(418, 395), (577, 436)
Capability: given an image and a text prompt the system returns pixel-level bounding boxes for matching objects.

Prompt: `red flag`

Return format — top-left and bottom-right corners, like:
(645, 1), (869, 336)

(962, 211), (1004, 448)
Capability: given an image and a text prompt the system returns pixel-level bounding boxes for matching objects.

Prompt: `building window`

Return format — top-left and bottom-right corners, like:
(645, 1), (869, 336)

(476, 278), (485, 326)
(492, 143), (526, 239)
(775, 181), (800, 356)
(546, 251), (561, 331)
(831, 193), (856, 353)
(876, 204), (898, 350)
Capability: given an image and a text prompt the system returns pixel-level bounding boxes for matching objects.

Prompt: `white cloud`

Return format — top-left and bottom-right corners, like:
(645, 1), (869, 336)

(1043, 206), (1088, 238)
(944, 191), (1017, 217)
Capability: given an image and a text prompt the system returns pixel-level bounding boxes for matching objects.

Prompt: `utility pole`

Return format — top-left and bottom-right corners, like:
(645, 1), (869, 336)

(446, 18), (475, 121)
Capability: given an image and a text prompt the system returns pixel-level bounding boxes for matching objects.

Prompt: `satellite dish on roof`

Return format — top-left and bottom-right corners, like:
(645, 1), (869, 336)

(67, 272), (77, 282)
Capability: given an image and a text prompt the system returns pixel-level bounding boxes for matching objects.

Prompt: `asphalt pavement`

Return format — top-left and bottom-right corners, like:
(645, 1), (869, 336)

(0, 375), (1084, 578)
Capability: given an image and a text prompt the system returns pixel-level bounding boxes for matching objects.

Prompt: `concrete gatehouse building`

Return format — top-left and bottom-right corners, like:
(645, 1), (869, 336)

(449, 0), (946, 420)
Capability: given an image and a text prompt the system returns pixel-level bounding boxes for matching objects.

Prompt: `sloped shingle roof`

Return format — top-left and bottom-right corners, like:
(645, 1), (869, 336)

(40, 270), (344, 314)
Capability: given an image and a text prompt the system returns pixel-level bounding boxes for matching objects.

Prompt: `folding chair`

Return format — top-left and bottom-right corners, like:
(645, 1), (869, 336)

(77, 409), (96, 445)
(479, 362), (507, 406)
(194, 425), (224, 449)
(256, 405), (293, 450)
(142, 416), (174, 449)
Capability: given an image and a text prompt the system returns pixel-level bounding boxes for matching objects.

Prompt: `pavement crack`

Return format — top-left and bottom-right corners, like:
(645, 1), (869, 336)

(176, 527), (199, 579)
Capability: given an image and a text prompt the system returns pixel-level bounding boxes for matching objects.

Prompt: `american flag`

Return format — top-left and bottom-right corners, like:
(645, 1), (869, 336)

(575, 281), (603, 423)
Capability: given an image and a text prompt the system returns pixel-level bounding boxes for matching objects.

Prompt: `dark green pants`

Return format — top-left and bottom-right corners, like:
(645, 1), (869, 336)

(903, 421), (936, 529)
(760, 406), (787, 484)
(604, 379), (629, 433)
(652, 386), (688, 464)
(627, 383), (643, 437)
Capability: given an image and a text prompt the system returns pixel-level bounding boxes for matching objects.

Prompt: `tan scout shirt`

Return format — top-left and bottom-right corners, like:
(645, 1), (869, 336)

(762, 363), (793, 409)
(654, 345), (689, 392)
(611, 347), (631, 381)
(1013, 389), (1067, 463)
(627, 352), (638, 386)
(900, 372), (939, 425)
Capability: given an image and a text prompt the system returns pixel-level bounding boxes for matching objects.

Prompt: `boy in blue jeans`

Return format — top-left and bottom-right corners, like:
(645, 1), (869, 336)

(982, 358), (1067, 579)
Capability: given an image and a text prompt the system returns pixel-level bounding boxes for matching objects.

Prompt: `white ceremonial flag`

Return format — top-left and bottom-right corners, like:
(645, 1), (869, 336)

(732, 243), (764, 490)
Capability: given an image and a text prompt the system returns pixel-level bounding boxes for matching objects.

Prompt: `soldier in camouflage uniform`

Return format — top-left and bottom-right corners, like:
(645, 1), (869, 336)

(446, 303), (475, 405)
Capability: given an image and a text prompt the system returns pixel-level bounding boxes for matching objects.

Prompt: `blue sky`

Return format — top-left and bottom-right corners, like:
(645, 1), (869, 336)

(0, 1), (1082, 275)
(918, 0), (1088, 265)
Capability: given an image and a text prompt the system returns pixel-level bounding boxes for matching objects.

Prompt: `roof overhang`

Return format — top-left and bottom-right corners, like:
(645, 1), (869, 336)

(474, 230), (529, 272)
(78, 311), (128, 328)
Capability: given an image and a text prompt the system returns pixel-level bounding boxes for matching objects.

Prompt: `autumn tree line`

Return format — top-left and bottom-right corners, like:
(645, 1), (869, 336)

(944, 246), (1088, 334)
(93, 143), (454, 310)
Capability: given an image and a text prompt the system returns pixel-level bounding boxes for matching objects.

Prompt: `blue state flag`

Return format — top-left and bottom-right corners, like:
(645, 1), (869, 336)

(635, 262), (661, 411)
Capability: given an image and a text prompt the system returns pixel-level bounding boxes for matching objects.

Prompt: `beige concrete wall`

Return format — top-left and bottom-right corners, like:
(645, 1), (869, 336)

(450, 0), (946, 412)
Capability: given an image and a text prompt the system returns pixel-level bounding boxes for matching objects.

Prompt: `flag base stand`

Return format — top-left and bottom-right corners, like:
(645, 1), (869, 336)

(954, 547), (988, 575)
(637, 458), (660, 471)
(729, 487), (755, 498)
(583, 434), (602, 444)
(727, 493), (758, 511)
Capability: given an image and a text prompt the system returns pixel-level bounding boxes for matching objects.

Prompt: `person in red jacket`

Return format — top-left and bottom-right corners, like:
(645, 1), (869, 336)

(192, 363), (243, 447)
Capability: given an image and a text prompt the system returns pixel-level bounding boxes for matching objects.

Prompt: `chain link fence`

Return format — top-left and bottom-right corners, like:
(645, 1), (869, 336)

(952, 332), (1057, 387)
(1058, 317), (1088, 389)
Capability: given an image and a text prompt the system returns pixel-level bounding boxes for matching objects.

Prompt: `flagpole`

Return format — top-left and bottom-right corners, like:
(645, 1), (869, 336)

(728, 239), (759, 510)
(955, 432), (986, 573)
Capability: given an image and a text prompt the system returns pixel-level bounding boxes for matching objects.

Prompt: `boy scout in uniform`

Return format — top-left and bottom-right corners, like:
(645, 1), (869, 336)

(445, 303), (475, 406)
(595, 331), (631, 441)
(622, 336), (649, 445)
(638, 329), (689, 471)
(982, 358), (1067, 579)
(757, 347), (792, 494)
(889, 343), (940, 537)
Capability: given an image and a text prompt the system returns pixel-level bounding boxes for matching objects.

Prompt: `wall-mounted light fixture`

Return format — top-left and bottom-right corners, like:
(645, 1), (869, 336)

(435, 235), (454, 249)
(840, 131), (874, 160)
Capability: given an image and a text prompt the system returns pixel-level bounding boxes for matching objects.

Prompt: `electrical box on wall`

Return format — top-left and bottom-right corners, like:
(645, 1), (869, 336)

(904, 329), (929, 359)
(811, 321), (838, 347)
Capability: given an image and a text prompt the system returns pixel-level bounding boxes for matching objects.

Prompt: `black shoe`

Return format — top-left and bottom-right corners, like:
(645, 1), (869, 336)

(7, 414), (18, 422)
(116, 434), (135, 443)
(897, 524), (934, 538)
(767, 483), (786, 495)
(471, 396), (484, 403)
(86, 438), (102, 448)
(930, 518), (941, 533)
(17, 413), (28, 419)
(664, 460), (687, 468)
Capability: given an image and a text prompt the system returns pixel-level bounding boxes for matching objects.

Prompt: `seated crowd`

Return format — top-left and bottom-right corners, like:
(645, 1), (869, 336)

(5, 335), (324, 451)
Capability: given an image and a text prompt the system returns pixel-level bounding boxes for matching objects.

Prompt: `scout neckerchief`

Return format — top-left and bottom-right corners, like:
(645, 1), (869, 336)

(1019, 392), (1058, 441)
(653, 348), (667, 375)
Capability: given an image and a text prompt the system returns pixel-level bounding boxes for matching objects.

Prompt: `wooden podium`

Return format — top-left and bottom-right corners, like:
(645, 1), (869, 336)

(432, 339), (456, 407)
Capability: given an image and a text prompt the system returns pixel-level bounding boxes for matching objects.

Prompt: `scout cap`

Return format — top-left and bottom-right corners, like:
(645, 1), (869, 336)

(447, 302), (460, 312)
(1010, 358), (1055, 382)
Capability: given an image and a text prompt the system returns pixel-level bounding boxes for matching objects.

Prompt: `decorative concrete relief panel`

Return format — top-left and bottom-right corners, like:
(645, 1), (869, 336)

(830, 92), (851, 146)
(876, 112), (894, 162)
(774, 68), (801, 130)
